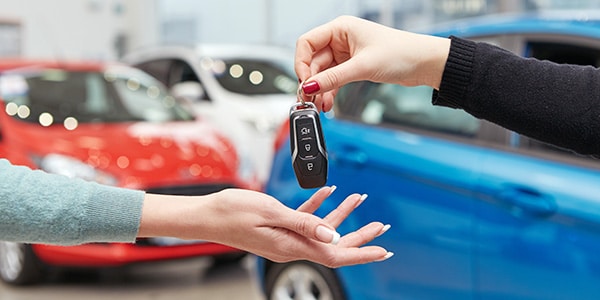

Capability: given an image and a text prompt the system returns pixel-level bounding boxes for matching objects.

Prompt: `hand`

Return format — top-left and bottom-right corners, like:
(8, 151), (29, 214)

(295, 15), (451, 111)
(139, 187), (392, 268)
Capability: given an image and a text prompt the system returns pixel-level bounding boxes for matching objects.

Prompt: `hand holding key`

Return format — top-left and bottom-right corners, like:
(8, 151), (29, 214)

(295, 15), (450, 112)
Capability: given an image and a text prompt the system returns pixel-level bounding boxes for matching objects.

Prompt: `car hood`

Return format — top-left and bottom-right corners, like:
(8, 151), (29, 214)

(6, 119), (240, 189)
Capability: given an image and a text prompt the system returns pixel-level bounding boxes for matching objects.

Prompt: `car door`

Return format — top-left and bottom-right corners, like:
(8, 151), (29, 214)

(474, 142), (600, 299)
(470, 33), (600, 300)
(327, 82), (500, 299)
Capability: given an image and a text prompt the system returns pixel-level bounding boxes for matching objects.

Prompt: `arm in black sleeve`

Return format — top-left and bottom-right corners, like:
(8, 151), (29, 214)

(433, 36), (600, 156)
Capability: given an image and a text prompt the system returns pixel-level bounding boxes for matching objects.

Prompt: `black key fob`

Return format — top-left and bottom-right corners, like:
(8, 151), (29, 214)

(290, 102), (328, 188)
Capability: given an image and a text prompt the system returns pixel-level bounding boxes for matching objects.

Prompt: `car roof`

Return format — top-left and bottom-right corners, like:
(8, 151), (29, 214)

(419, 10), (600, 39)
(0, 58), (112, 73)
(193, 43), (293, 59)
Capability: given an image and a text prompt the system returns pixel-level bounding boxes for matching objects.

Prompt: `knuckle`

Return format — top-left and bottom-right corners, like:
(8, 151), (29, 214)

(293, 217), (310, 236)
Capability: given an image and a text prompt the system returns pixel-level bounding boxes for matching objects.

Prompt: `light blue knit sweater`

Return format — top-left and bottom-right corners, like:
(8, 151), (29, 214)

(0, 159), (144, 245)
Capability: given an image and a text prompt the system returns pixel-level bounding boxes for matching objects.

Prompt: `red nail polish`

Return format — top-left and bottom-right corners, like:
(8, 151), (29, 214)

(302, 81), (320, 95)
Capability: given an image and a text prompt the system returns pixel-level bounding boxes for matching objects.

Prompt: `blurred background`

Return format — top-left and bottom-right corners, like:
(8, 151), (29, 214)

(2, 0), (590, 60)
(2, 0), (600, 299)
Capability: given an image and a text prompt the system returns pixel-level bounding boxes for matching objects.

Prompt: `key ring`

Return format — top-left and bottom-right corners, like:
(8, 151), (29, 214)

(297, 80), (315, 106)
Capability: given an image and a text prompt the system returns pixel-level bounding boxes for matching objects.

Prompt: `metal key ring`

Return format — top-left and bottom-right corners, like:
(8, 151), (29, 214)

(297, 80), (315, 106)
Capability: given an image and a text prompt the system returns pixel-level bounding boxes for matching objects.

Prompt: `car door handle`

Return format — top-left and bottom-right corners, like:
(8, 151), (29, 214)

(333, 145), (368, 167)
(497, 185), (557, 217)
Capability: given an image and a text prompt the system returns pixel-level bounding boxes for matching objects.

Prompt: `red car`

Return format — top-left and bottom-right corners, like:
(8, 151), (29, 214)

(0, 59), (260, 285)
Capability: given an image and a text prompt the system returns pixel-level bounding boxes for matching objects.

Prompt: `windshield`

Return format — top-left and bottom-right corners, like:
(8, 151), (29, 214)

(207, 58), (297, 95)
(0, 67), (194, 126)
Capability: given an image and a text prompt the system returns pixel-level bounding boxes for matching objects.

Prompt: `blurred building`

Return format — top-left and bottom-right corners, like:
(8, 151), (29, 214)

(2, 0), (600, 60)
(0, 0), (158, 60)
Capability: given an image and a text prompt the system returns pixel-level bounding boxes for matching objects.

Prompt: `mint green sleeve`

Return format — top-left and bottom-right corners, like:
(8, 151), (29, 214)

(0, 159), (145, 245)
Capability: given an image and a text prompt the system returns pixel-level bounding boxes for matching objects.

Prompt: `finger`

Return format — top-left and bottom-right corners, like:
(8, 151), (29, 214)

(295, 21), (338, 82)
(302, 59), (367, 97)
(296, 186), (337, 213)
(271, 205), (341, 244)
(314, 91), (337, 112)
(307, 245), (392, 268)
(323, 193), (366, 228)
(338, 222), (390, 248)
(309, 46), (335, 76)
(266, 234), (392, 267)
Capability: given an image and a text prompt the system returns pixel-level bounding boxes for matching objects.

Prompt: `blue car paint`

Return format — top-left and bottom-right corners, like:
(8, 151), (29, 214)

(257, 12), (600, 300)
(423, 11), (600, 39)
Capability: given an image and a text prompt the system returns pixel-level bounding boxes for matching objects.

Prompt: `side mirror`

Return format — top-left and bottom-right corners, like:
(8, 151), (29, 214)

(170, 81), (205, 102)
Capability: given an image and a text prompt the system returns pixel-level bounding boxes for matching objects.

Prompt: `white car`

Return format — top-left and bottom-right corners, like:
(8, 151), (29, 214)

(123, 44), (298, 183)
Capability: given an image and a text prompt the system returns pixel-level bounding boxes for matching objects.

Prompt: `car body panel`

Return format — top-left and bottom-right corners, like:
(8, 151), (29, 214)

(474, 150), (600, 299)
(426, 12), (600, 38)
(31, 242), (238, 267)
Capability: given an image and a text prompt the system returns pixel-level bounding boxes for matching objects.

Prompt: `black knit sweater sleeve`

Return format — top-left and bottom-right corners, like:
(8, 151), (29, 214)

(433, 36), (600, 155)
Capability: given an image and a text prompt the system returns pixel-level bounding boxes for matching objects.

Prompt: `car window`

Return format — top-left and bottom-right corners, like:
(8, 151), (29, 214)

(106, 67), (195, 122)
(0, 68), (193, 125)
(170, 59), (200, 86)
(134, 59), (171, 86)
(527, 41), (600, 66)
(209, 59), (296, 95)
(337, 81), (481, 137)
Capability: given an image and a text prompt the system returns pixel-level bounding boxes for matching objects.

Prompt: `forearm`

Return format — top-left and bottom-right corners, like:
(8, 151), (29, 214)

(0, 159), (144, 245)
(434, 36), (600, 155)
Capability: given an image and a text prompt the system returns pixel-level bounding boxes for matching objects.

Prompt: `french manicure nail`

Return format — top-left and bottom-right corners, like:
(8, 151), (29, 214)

(316, 225), (341, 245)
(379, 224), (391, 236)
(329, 185), (337, 195)
(355, 194), (368, 208)
(302, 81), (320, 94)
(377, 252), (394, 262)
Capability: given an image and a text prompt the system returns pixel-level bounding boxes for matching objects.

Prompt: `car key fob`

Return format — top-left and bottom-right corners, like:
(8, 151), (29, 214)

(290, 101), (328, 188)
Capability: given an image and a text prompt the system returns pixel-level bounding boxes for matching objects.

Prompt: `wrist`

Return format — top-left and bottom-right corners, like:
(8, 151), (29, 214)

(138, 193), (211, 239)
(418, 35), (451, 89)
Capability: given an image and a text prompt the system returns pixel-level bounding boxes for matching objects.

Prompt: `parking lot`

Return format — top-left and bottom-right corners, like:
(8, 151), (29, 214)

(0, 257), (263, 300)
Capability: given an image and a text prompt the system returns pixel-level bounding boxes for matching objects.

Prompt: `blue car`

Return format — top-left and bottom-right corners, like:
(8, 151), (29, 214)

(256, 11), (600, 300)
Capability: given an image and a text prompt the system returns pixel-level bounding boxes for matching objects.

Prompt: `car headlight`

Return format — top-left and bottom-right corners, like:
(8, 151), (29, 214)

(37, 153), (118, 186)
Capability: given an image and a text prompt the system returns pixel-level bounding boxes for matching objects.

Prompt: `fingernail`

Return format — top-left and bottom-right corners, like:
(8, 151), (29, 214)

(376, 252), (394, 262)
(379, 224), (391, 236)
(355, 194), (368, 208)
(328, 185), (337, 195)
(316, 225), (341, 245)
(302, 81), (320, 94)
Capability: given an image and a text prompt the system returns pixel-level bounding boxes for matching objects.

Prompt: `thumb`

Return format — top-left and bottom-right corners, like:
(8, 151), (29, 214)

(303, 59), (366, 96)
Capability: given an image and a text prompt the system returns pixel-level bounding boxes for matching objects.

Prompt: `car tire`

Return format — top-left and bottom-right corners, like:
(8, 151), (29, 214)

(265, 261), (345, 300)
(0, 242), (44, 285)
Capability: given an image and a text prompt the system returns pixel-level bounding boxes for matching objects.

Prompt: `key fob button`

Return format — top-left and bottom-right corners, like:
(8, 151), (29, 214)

(299, 137), (318, 158)
(295, 118), (314, 139)
(298, 157), (322, 176)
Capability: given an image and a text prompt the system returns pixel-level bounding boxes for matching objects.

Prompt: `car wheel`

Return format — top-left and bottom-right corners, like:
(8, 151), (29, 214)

(0, 242), (44, 285)
(265, 261), (345, 300)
